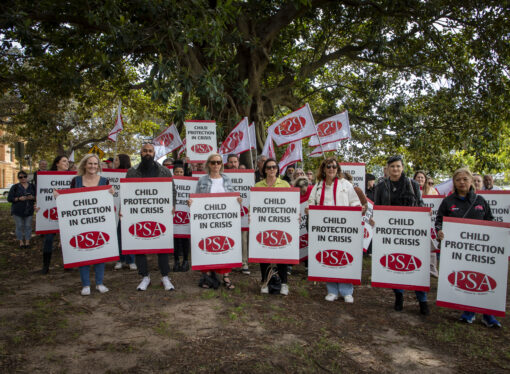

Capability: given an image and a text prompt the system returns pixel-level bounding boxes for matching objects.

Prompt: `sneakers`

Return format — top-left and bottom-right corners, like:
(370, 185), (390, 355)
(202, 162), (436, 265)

(161, 276), (175, 291)
(419, 301), (429, 315)
(280, 283), (289, 296)
(96, 284), (109, 293)
(114, 262), (123, 270)
(81, 286), (91, 296)
(242, 266), (251, 275)
(344, 295), (354, 303)
(128, 263), (137, 270)
(325, 293), (338, 302)
(137, 276), (151, 291)
(482, 315), (501, 328)
(261, 285), (269, 294)
(394, 292), (404, 311)
(459, 312), (476, 324)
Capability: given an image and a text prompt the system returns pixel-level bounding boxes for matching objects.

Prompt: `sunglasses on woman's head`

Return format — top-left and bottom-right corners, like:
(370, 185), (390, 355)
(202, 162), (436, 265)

(265, 165), (277, 170)
(209, 160), (222, 165)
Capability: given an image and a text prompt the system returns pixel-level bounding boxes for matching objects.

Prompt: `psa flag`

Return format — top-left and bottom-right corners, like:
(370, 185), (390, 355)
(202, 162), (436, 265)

(267, 103), (316, 146)
(154, 124), (183, 159)
(279, 140), (302, 174)
(108, 102), (124, 142)
(308, 111), (350, 147)
(261, 134), (276, 159)
(219, 117), (251, 161)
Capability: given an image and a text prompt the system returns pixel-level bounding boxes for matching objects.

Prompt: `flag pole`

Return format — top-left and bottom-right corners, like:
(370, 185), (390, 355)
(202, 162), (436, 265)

(306, 103), (326, 160)
(247, 118), (256, 170)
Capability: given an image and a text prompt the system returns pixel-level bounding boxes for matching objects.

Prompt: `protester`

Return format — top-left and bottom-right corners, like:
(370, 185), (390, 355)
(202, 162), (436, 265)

(193, 153), (242, 289)
(282, 164), (295, 183)
(62, 154), (111, 295)
(435, 168), (501, 328)
(294, 175), (313, 267)
(172, 163), (190, 272)
(373, 155), (429, 315)
(365, 173), (376, 201)
(343, 172), (367, 214)
(254, 158), (291, 295)
(291, 168), (306, 184)
(239, 164), (247, 169)
(8, 171), (36, 248)
(162, 158), (174, 167)
(426, 177), (438, 195)
(38, 155), (69, 274)
(126, 143), (174, 291)
(308, 158), (361, 303)
(225, 154), (239, 169)
(112, 154), (136, 271)
(414, 171), (438, 195)
(105, 157), (114, 168)
(33, 159), (48, 188)
(472, 174), (483, 191)
(482, 174), (501, 190)
(254, 155), (267, 183)
(306, 170), (315, 185)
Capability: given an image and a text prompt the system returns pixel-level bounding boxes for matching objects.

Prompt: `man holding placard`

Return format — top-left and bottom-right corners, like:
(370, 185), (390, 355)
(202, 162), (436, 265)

(124, 143), (174, 292)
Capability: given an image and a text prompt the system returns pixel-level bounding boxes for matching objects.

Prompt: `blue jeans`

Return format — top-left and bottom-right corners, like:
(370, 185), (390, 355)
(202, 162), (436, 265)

(326, 282), (353, 297)
(79, 263), (105, 287)
(461, 311), (495, 320)
(13, 215), (32, 241)
(43, 233), (55, 253)
(393, 289), (427, 302)
(117, 223), (134, 264)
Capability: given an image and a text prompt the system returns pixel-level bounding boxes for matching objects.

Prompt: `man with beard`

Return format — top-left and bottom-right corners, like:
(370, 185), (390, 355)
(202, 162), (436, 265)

(126, 143), (175, 291)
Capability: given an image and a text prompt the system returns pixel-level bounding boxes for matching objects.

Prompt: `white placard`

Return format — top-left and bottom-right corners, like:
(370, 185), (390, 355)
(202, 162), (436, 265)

(308, 206), (363, 284)
(35, 171), (76, 234)
(299, 200), (309, 260)
(249, 187), (300, 264)
(56, 185), (119, 268)
(423, 195), (445, 251)
(362, 199), (374, 253)
(436, 217), (509, 317)
(372, 206), (431, 291)
(120, 178), (173, 254)
(185, 120), (217, 161)
(173, 176), (199, 238)
(224, 169), (255, 231)
(101, 168), (128, 224)
(189, 192), (242, 270)
(477, 191), (510, 223)
(339, 163), (365, 194)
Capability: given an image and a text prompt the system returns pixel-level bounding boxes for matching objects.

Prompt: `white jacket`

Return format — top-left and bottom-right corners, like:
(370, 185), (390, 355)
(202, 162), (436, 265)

(308, 178), (361, 207)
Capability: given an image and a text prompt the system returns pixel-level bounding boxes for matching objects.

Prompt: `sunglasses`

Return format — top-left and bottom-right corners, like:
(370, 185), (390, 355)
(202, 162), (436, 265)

(326, 164), (338, 169)
(428, 182), (434, 186)
(209, 160), (222, 165)
(265, 165), (277, 170)
(18, 175), (27, 179)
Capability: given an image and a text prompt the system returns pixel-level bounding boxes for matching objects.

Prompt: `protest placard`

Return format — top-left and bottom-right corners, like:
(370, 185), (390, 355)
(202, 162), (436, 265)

(249, 187), (300, 264)
(339, 163), (365, 194)
(101, 168), (127, 223)
(299, 198), (309, 261)
(371, 206), (431, 291)
(362, 199), (374, 253)
(185, 120), (217, 162)
(56, 185), (119, 268)
(189, 192), (242, 270)
(224, 169), (255, 231)
(120, 178), (173, 254)
(35, 171), (76, 234)
(173, 176), (199, 238)
(422, 195), (445, 251)
(308, 206), (363, 284)
(477, 191), (510, 223)
(436, 217), (509, 316)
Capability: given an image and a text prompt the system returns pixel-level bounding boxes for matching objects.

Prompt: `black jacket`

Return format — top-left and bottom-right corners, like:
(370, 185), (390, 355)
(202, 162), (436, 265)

(434, 189), (493, 231)
(373, 176), (424, 207)
(7, 183), (36, 217)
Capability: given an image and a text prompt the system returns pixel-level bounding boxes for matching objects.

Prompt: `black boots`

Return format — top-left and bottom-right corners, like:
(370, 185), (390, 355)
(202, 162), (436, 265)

(41, 252), (51, 274)
(419, 301), (430, 315)
(181, 260), (189, 272)
(394, 292), (404, 311)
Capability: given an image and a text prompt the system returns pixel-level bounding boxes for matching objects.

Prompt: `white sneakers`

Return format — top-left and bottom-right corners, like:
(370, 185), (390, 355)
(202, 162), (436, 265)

(280, 284), (289, 296)
(129, 263), (137, 270)
(343, 295), (354, 303)
(260, 285), (269, 294)
(114, 262), (123, 270)
(161, 276), (175, 291)
(81, 286), (91, 296)
(325, 293), (338, 302)
(96, 284), (109, 293)
(242, 266), (251, 275)
(137, 276), (151, 291)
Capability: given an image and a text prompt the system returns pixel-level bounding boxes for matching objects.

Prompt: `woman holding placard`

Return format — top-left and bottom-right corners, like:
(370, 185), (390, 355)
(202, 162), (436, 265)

(414, 171), (438, 196)
(435, 168), (501, 328)
(254, 158), (292, 295)
(8, 170), (36, 249)
(308, 158), (361, 303)
(193, 153), (241, 289)
(172, 163), (190, 272)
(66, 154), (111, 296)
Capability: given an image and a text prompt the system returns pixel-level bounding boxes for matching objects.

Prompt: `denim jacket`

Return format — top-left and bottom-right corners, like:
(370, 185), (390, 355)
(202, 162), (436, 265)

(195, 173), (234, 193)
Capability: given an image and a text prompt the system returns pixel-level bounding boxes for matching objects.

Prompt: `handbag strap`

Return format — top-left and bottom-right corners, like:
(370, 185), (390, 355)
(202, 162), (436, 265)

(462, 194), (478, 218)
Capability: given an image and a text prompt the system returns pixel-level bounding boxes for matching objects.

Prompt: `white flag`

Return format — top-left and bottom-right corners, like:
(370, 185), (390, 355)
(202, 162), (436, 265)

(153, 124), (183, 159)
(219, 117), (252, 159)
(436, 179), (453, 196)
(279, 140), (302, 174)
(178, 138), (186, 157)
(108, 102), (124, 142)
(267, 103), (316, 146)
(261, 134), (275, 159)
(308, 111), (350, 147)
(309, 141), (340, 157)
(249, 122), (256, 150)
(69, 150), (75, 162)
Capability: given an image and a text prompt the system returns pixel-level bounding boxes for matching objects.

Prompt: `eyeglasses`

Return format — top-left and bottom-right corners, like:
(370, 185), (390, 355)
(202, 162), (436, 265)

(209, 160), (222, 165)
(265, 165), (277, 170)
(326, 164), (338, 169)
(18, 175), (27, 179)
(428, 182), (434, 186)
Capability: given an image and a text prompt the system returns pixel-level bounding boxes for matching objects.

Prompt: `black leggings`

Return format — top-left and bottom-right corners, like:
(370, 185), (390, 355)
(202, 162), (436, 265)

(173, 238), (189, 261)
(135, 254), (170, 277)
(260, 263), (288, 284)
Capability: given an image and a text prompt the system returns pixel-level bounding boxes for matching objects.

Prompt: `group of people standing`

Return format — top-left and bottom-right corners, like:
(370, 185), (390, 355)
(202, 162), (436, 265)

(6, 144), (503, 328)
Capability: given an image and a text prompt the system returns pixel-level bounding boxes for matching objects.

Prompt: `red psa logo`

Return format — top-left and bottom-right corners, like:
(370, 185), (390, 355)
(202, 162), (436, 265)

(240, 205), (249, 217)
(43, 207), (59, 221)
(363, 227), (370, 239)
(221, 131), (244, 153)
(173, 211), (190, 225)
(317, 120), (343, 137)
(448, 271), (497, 292)
(191, 144), (213, 154)
(316, 250), (353, 267)
(380, 253), (422, 272)
(70, 231), (110, 249)
(430, 228), (437, 240)
(129, 221), (166, 238)
(274, 116), (306, 136)
(299, 233), (308, 249)
(199, 236), (235, 252)
(256, 230), (292, 247)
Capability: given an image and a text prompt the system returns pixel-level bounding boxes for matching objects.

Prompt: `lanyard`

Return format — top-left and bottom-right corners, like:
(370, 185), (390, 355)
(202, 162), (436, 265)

(320, 178), (338, 206)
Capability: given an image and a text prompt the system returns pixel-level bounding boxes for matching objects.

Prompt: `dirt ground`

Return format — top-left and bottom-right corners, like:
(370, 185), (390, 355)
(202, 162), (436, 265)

(0, 207), (509, 373)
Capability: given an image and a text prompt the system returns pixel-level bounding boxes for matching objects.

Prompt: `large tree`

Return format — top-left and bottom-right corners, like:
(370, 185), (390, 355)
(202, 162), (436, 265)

(0, 0), (508, 172)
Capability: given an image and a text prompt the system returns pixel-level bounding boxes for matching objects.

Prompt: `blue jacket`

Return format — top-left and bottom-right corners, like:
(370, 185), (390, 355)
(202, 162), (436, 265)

(8, 182), (36, 217)
(195, 173), (234, 193)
